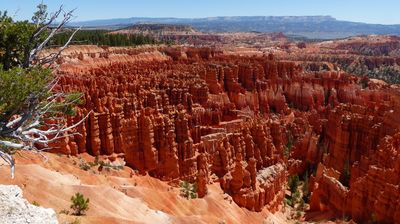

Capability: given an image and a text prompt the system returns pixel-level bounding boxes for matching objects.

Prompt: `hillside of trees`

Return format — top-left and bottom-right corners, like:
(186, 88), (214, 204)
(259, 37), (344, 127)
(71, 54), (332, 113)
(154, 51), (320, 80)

(50, 30), (158, 47)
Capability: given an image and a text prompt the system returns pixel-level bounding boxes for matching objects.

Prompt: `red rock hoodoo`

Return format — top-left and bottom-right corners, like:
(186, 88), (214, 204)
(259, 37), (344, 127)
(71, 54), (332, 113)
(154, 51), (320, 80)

(52, 45), (400, 222)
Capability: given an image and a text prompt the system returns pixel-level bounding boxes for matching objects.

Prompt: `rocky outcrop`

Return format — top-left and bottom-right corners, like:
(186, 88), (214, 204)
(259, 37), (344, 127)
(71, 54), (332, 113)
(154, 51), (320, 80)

(348, 132), (400, 223)
(307, 96), (400, 223)
(309, 132), (400, 223)
(221, 161), (286, 212)
(0, 185), (58, 224)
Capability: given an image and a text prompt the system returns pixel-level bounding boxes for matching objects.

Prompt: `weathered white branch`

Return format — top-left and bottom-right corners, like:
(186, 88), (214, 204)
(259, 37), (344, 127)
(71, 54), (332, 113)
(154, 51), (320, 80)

(6, 117), (22, 128)
(0, 140), (25, 149)
(0, 151), (15, 179)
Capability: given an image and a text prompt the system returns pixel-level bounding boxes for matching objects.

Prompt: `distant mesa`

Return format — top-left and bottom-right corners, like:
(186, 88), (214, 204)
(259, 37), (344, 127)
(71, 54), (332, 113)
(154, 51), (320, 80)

(114, 23), (198, 35)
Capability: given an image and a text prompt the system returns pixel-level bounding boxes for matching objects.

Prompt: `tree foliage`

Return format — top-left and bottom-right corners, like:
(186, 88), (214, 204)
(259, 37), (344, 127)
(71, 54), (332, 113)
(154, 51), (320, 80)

(0, 67), (51, 119)
(31, 3), (48, 25)
(51, 30), (158, 47)
(0, 11), (46, 70)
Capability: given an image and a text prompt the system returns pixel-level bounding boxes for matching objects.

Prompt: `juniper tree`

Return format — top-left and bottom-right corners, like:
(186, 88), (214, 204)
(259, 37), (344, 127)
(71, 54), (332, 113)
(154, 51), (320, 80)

(0, 3), (88, 178)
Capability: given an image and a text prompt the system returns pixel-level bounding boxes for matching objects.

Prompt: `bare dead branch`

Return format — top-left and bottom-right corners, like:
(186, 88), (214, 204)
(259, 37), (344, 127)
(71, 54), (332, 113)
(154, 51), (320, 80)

(38, 27), (81, 66)
(27, 7), (77, 67)
(0, 151), (15, 178)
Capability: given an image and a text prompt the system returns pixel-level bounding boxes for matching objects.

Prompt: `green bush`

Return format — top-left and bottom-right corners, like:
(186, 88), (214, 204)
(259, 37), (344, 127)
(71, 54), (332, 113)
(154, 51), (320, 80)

(284, 197), (293, 207)
(180, 181), (198, 199)
(70, 192), (90, 216)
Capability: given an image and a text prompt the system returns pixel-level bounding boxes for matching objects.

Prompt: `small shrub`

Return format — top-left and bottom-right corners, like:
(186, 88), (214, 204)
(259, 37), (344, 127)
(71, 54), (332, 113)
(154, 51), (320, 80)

(32, 201), (40, 206)
(79, 156), (123, 172)
(70, 218), (81, 224)
(295, 211), (302, 219)
(79, 159), (91, 171)
(70, 192), (90, 216)
(288, 175), (299, 193)
(87, 155), (99, 167)
(302, 170), (310, 201)
(286, 175), (307, 210)
(298, 198), (305, 210)
(59, 209), (70, 215)
(284, 197), (293, 207)
(342, 214), (350, 222)
(292, 190), (301, 204)
(99, 160), (124, 171)
(369, 213), (379, 224)
(180, 181), (198, 199)
(284, 131), (295, 157)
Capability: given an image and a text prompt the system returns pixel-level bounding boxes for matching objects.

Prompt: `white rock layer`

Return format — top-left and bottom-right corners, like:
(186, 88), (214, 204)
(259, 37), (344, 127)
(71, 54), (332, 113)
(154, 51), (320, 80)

(0, 185), (58, 224)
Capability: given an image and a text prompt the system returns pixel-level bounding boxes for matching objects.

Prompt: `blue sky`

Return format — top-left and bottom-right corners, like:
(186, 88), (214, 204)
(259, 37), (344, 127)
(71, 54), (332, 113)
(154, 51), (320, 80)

(2, 0), (399, 24)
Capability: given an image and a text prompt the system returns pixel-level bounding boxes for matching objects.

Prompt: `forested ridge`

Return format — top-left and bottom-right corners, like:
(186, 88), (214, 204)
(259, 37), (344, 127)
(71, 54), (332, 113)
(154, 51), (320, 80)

(50, 30), (158, 47)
